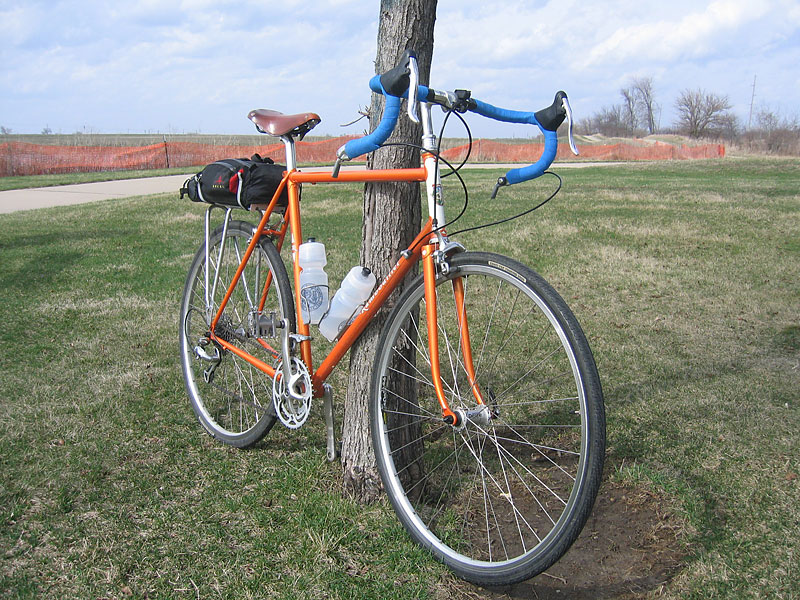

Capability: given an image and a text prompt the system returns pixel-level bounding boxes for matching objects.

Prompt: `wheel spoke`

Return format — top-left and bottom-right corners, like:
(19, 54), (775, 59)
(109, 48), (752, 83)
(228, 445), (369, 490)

(181, 222), (291, 448)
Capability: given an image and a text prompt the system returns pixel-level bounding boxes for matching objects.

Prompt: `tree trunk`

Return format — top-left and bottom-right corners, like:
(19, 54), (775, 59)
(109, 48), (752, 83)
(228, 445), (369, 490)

(340, 0), (437, 502)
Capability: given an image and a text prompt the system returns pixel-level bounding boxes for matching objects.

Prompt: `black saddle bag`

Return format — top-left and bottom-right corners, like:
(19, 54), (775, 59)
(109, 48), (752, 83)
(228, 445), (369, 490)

(181, 154), (289, 210)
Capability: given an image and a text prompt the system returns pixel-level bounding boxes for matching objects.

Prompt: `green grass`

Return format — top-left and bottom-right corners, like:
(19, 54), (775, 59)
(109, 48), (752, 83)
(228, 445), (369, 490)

(0, 167), (197, 191)
(1, 157), (798, 598)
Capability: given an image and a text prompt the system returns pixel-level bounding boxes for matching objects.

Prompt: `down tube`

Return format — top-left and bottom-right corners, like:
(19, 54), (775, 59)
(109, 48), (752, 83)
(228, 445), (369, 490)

(311, 220), (434, 393)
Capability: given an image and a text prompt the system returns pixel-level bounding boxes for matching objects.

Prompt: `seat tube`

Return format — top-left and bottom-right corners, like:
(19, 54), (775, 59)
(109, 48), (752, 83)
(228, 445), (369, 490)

(281, 135), (313, 371)
(422, 243), (457, 424)
(281, 135), (297, 170)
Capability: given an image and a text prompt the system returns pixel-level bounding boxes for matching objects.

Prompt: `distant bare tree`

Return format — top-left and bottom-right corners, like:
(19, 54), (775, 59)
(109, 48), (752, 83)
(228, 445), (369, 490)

(631, 77), (658, 134)
(754, 106), (800, 154)
(759, 111), (779, 133)
(579, 104), (629, 137)
(674, 89), (733, 138)
(715, 113), (741, 141)
(580, 78), (659, 138)
(620, 87), (639, 133)
(756, 106), (788, 134)
(0, 126), (12, 135)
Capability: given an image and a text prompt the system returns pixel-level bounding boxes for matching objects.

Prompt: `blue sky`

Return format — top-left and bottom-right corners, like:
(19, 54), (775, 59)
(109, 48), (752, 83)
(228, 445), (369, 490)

(1, 0), (799, 138)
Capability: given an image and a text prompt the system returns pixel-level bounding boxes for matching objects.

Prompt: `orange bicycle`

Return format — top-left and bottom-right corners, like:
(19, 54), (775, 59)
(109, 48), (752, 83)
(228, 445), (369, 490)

(179, 50), (605, 585)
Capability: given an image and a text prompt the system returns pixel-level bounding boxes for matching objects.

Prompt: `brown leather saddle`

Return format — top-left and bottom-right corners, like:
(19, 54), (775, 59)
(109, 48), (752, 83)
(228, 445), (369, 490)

(247, 109), (321, 139)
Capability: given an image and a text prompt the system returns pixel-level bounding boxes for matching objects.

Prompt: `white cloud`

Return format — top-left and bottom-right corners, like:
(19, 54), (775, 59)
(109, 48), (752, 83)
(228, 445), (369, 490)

(1, 0), (798, 135)
(0, 6), (39, 47)
(581, 0), (768, 67)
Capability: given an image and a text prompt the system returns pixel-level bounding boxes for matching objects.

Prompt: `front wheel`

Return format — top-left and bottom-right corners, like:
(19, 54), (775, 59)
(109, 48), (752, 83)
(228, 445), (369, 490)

(370, 252), (605, 585)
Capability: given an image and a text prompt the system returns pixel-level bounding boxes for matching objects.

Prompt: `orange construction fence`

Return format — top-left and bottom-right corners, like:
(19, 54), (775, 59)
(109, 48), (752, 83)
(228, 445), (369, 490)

(0, 137), (358, 177)
(0, 136), (725, 177)
(440, 139), (725, 163)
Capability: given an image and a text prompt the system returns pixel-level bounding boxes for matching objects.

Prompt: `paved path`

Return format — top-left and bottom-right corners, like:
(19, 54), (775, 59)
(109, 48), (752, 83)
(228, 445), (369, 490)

(0, 175), (190, 214)
(0, 162), (623, 215)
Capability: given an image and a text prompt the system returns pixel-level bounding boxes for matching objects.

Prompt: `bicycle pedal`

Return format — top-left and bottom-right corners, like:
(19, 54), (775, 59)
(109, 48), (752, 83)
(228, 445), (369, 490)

(322, 384), (337, 462)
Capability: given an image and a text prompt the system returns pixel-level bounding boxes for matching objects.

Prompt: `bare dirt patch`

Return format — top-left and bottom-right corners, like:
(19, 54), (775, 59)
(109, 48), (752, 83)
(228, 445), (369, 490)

(438, 480), (685, 599)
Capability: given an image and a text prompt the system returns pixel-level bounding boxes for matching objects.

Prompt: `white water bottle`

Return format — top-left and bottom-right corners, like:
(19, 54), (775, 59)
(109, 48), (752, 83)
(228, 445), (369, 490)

(298, 238), (329, 325)
(318, 266), (376, 341)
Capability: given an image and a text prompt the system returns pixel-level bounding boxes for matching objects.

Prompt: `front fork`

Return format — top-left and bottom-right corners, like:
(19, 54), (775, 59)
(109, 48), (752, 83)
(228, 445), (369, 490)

(421, 244), (485, 428)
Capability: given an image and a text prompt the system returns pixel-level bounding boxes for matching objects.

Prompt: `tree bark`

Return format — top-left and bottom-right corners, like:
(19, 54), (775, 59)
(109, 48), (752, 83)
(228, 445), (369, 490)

(340, 0), (437, 502)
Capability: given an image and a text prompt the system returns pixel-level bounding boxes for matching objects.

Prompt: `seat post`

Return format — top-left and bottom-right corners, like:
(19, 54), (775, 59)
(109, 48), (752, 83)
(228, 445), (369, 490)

(281, 136), (297, 170)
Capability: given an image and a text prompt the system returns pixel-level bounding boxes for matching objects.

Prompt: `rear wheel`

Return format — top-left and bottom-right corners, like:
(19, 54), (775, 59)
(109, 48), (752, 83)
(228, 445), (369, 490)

(371, 252), (605, 585)
(179, 220), (294, 448)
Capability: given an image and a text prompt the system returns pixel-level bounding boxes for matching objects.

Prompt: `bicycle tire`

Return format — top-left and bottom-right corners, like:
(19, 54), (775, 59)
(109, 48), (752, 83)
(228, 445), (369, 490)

(370, 251), (605, 585)
(179, 220), (295, 448)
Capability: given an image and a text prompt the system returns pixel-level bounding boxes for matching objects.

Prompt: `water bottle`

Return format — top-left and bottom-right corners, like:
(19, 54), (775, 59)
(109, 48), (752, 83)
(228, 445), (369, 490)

(298, 238), (329, 325)
(318, 266), (376, 341)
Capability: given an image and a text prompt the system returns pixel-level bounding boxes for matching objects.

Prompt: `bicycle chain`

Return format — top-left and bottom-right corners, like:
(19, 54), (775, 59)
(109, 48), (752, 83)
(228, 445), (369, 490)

(201, 314), (280, 413)
(211, 316), (280, 357)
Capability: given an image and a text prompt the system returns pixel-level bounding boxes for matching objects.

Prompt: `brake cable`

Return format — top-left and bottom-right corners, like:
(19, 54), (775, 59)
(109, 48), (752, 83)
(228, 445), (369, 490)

(372, 100), (562, 243)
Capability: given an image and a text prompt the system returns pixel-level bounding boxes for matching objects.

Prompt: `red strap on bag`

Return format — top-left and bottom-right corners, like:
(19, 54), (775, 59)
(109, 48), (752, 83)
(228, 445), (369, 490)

(228, 169), (243, 194)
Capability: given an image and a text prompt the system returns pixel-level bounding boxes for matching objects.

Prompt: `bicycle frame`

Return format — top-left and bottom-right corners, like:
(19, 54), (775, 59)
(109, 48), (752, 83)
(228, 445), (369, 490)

(204, 103), (479, 422)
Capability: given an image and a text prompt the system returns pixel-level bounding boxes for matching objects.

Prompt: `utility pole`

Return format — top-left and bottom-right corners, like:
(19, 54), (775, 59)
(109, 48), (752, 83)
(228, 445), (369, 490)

(748, 75), (757, 130)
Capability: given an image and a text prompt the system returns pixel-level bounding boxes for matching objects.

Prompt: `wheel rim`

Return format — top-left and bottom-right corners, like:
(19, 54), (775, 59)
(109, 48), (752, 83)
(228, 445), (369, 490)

(374, 261), (591, 571)
(181, 228), (286, 440)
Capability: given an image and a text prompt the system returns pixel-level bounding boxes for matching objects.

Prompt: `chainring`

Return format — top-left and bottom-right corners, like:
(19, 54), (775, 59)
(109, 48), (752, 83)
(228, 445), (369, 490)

(272, 356), (313, 429)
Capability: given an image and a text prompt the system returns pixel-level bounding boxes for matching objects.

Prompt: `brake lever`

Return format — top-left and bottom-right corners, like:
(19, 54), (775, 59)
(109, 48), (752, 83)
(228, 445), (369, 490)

(331, 157), (343, 178)
(562, 95), (579, 156)
(407, 56), (420, 124)
(332, 145), (348, 178)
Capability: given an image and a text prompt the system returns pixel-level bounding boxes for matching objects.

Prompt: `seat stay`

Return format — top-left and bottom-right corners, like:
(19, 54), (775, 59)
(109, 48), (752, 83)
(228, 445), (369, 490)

(209, 177), (289, 334)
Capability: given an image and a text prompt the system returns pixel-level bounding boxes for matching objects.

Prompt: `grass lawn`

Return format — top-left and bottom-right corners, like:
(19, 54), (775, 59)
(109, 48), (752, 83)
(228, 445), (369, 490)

(0, 158), (798, 599)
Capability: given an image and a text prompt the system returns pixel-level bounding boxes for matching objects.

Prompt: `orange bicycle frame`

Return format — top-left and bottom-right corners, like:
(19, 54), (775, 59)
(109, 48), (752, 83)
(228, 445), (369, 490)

(206, 156), (484, 419)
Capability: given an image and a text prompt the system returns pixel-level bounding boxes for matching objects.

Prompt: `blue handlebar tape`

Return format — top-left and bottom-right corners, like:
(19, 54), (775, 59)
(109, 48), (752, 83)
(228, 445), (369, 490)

(505, 130), (557, 184)
(368, 74), (383, 94)
(469, 98), (558, 184)
(345, 76), (559, 183)
(343, 94), (400, 160)
(343, 78), (431, 160)
(469, 99), (538, 124)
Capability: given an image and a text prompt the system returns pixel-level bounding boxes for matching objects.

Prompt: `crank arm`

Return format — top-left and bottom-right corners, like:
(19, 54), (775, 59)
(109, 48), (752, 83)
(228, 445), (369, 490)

(278, 318), (312, 402)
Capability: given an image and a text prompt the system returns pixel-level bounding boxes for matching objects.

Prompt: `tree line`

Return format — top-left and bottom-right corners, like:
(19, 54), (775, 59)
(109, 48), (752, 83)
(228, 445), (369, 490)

(577, 77), (800, 155)
(3, 78), (798, 155)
